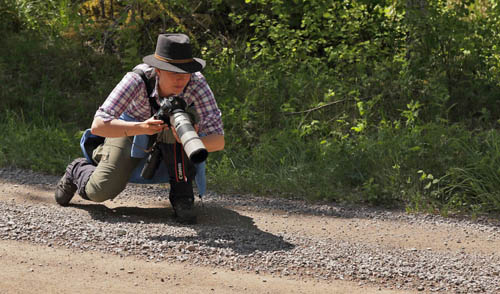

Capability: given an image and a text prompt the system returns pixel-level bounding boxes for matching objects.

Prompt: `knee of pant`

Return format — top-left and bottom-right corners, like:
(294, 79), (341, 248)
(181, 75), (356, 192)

(87, 194), (109, 203)
(85, 180), (126, 203)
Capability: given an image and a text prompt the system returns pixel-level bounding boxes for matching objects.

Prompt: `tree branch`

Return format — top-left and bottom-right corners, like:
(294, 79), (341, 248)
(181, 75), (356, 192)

(284, 99), (347, 115)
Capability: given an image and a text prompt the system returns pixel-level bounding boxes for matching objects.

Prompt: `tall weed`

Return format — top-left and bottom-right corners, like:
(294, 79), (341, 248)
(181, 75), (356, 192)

(437, 130), (500, 214)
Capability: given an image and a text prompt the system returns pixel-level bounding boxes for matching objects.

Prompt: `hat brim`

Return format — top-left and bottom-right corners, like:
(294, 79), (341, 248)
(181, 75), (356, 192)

(143, 55), (205, 73)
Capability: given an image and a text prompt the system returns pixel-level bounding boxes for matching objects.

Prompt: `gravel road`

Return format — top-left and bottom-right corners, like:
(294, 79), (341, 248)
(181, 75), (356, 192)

(0, 167), (499, 293)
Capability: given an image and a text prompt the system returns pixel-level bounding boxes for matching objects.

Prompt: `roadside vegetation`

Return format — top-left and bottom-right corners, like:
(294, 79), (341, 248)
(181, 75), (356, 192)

(1, 0), (500, 216)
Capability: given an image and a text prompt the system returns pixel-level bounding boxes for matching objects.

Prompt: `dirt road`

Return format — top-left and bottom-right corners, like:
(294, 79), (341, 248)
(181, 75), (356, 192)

(0, 167), (499, 293)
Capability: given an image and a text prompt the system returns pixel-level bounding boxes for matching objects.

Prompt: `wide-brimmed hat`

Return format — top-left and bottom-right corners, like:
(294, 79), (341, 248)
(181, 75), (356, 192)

(143, 34), (205, 73)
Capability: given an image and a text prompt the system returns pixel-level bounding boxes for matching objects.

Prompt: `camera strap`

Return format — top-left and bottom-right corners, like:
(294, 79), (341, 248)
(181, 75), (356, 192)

(159, 143), (195, 183)
(133, 68), (160, 116)
(173, 142), (187, 182)
(132, 68), (161, 159)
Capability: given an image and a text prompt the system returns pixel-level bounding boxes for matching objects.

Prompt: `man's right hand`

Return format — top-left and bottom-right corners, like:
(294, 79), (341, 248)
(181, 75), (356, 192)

(141, 116), (168, 135)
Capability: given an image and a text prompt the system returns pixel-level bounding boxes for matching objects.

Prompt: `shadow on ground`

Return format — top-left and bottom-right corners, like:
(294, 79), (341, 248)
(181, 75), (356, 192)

(71, 202), (295, 255)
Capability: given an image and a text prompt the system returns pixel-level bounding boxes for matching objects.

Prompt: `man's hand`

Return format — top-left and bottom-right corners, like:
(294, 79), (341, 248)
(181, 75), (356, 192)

(141, 116), (167, 135)
(171, 124), (199, 144)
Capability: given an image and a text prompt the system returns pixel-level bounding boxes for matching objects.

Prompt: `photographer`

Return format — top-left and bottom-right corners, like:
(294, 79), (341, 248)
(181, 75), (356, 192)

(54, 34), (224, 224)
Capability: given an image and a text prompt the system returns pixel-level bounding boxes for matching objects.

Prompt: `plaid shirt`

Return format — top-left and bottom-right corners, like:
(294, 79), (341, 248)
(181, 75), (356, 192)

(95, 64), (224, 136)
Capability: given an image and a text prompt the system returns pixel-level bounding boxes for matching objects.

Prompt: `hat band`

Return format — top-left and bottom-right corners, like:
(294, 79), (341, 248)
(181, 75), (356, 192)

(155, 54), (194, 64)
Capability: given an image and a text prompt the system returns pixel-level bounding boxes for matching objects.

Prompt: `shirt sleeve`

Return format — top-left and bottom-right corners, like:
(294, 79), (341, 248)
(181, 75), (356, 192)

(186, 74), (224, 136)
(94, 72), (144, 122)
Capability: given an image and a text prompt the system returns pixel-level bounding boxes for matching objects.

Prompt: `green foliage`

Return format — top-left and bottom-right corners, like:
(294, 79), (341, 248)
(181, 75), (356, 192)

(0, 0), (76, 36)
(0, 33), (123, 129)
(209, 129), (336, 200)
(401, 0), (500, 123)
(0, 0), (19, 32)
(0, 110), (81, 173)
(0, 31), (122, 173)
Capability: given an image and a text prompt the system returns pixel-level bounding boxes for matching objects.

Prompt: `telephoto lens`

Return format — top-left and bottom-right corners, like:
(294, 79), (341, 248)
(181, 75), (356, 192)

(169, 112), (208, 163)
(155, 97), (208, 164)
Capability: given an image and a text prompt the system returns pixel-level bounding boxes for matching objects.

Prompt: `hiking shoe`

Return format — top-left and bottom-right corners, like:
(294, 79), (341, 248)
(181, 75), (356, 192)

(55, 173), (77, 206)
(170, 195), (197, 224)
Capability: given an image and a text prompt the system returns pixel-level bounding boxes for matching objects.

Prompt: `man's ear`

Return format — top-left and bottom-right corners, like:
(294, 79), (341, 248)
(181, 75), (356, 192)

(154, 68), (161, 76)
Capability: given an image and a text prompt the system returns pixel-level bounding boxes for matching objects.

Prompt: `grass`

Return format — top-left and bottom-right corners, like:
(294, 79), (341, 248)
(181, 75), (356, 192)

(0, 111), (81, 174)
(207, 122), (500, 215)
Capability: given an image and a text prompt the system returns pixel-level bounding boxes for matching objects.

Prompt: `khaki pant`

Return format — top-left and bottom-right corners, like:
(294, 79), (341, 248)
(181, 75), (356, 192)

(85, 136), (141, 202)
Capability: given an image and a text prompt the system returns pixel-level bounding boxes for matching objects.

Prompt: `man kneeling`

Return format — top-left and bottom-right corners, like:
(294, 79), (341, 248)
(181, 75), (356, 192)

(54, 33), (224, 224)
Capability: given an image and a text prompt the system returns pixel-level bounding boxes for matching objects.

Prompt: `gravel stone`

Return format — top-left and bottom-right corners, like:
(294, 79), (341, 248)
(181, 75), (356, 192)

(0, 167), (499, 293)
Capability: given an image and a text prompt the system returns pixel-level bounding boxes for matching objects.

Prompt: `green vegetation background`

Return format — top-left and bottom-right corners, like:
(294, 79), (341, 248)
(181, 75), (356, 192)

(1, 0), (500, 217)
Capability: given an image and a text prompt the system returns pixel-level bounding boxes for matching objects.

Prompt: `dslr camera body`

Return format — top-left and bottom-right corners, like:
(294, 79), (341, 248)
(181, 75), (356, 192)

(140, 96), (207, 179)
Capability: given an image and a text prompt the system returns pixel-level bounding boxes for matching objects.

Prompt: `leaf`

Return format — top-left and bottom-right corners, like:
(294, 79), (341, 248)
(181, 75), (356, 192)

(424, 182), (432, 190)
(409, 146), (421, 152)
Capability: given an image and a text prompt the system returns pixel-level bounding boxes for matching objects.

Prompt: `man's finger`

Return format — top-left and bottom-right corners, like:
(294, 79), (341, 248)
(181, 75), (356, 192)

(171, 127), (181, 143)
(149, 119), (164, 125)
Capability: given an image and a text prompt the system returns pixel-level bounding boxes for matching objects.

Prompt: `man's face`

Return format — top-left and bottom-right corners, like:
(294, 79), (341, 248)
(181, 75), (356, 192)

(156, 69), (191, 97)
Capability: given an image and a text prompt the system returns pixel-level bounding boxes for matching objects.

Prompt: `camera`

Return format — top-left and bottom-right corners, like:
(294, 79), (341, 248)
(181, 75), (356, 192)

(140, 97), (207, 180)
(155, 96), (208, 164)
